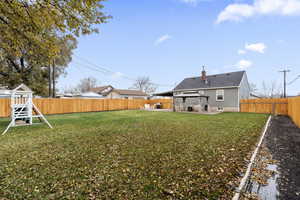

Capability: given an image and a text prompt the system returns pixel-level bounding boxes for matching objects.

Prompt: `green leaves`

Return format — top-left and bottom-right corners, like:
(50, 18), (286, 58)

(0, 0), (110, 95)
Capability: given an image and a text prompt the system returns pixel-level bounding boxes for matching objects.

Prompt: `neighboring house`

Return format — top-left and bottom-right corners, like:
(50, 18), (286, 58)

(250, 93), (262, 99)
(90, 85), (114, 96)
(90, 85), (148, 99)
(173, 68), (250, 112)
(77, 92), (104, 99)
(106, 89), (148, 99)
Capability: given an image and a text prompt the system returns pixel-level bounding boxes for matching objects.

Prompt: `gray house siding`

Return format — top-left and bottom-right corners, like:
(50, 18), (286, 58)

(239, 73), (251, 100)
(174, 88), (239, 112)
(204, 88), (239, 111)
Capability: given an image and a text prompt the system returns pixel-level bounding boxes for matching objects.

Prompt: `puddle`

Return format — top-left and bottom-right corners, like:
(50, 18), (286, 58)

(245, 164), (280, 200)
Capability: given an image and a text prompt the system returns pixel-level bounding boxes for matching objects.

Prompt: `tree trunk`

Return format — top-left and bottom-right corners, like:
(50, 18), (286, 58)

(52, 63), (55, 98)
(48, 65), (52, 97)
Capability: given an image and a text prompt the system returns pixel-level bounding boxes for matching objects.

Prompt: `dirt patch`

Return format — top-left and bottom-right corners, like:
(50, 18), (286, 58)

(265, 116), (300, 200)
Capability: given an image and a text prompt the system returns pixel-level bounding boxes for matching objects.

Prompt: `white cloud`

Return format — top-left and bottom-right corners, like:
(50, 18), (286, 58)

(238, 49), (246, 55)
(111, 72), (123, 79)
(154, 34), (172, 46)
(216, 0), (300, 23)
(245, 42), (267, 53)
(236, 59), (253, 69)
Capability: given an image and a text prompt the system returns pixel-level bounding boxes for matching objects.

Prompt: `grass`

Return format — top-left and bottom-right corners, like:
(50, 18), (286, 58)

(0, 111), (268, 199)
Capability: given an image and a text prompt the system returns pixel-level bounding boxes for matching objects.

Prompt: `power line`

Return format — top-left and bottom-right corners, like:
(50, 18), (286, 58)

(73, 55), (137, 81)
(288, 75), (300, 85)
(72, 54), (174, 87)
(72, 64), (123, 86)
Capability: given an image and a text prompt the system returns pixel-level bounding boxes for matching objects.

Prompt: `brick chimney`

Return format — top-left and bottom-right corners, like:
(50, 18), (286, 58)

(201, 66), (207, 81)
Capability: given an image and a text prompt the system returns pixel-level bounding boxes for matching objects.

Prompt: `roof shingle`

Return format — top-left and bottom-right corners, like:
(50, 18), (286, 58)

(114, 89), (148, 96)
(174, 71), (245, 90)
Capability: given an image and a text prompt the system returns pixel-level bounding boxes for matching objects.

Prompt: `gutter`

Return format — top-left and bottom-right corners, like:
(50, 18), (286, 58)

(232, 115), (272, 200)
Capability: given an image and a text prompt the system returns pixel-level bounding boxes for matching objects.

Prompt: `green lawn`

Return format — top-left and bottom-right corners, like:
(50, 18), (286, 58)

(0, 111), (267, 199)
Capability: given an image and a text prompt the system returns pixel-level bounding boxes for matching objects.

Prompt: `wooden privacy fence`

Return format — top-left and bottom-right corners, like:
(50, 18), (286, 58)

(240, 98), (288, 115)
(240, 97), (300, 128)
(0, 98), (173, 117)
(288, 97), (300, 128)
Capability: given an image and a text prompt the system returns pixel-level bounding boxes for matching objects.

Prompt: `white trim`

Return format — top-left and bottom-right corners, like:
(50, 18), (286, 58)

(237, 88), (240, 112)
(216, 89), (224, 102)
(232, 116), (272, 200)
(174, 94), (202, 97)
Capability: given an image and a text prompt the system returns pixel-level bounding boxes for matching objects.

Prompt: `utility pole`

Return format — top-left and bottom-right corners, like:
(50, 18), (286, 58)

(279, 69), (291, 98)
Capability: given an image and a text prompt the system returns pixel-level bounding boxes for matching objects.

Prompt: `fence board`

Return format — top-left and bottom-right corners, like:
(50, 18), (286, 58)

(240, 98), (288, 115)
(240, 98), (300, 128)
(0, 98), (173, 118)
(288, 97), (300, 128)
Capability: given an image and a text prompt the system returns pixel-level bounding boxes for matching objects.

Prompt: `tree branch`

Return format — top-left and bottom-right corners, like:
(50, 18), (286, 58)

(7, 57), (21, 73)
(0, 71), (8, 77)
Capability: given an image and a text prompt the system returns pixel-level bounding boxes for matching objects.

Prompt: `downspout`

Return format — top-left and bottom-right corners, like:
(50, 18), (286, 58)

(238, 88), (240, 112)
(172, 90), (176, 112)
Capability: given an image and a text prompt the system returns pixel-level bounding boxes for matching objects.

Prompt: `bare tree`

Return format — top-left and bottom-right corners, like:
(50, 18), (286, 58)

(63, 86), (80, 95)
(131, 76), (157, 94)
(250, 83), (258, 93)
(260, 81), (282, 98)
(76, 77), (99, 93)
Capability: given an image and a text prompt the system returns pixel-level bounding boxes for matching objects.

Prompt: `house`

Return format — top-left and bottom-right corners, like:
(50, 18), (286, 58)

(77, 92), (104, 99)
(173, 68), (250, 112)
(90, 85), (148, 99)
(90, 85), (114, 96)
(105, 89), (148, 99)
(250, 93), (262, 99)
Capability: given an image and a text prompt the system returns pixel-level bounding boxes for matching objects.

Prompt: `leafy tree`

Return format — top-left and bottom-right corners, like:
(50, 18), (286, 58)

(131, 76), (157, 94)
(0, 0), (110, 95)
(0, 37), (77, 96)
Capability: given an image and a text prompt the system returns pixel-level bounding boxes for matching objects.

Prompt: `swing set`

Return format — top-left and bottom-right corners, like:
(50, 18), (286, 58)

(0, 84), (52, 135)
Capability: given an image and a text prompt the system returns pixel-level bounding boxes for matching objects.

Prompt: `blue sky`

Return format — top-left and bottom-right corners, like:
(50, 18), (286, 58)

(58, 0), (300, 95)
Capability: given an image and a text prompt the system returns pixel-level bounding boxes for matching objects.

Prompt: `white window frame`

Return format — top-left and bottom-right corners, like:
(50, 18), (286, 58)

(216, 90), (224, 101)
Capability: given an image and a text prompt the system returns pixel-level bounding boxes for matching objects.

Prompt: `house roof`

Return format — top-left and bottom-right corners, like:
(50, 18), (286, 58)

(114, 89), (148, 96)
(174, 71), (246, 91)
(250, 93), (262, 98)
(80, 92), (104, 98)
(90, 85), (113, 95)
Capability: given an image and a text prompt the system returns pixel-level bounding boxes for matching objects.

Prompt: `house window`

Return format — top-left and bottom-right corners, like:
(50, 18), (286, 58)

(216, 90), (224, 101)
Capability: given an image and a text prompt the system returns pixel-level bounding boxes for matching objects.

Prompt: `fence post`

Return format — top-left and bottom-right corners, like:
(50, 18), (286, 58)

(272, 103), (276, 116)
